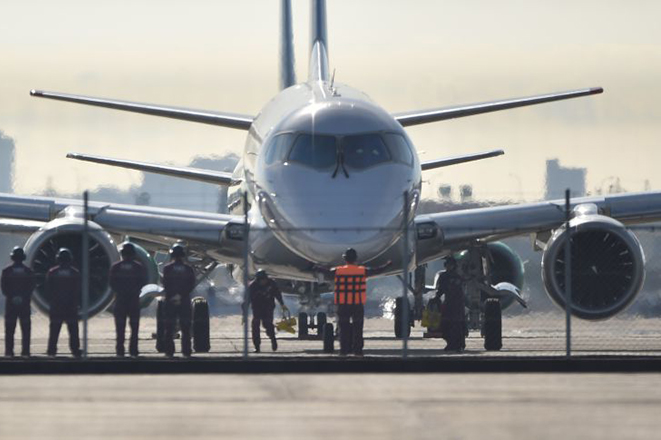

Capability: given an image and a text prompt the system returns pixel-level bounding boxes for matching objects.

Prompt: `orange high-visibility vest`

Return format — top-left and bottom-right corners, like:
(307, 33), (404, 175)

(334, 265), (367, 305)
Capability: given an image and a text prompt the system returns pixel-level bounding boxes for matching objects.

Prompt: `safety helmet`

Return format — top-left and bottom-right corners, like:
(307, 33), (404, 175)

(255, 269), (268, 280)
(120, 242), (136, 258)
(169, 243), (186, 259)
(10, 246), (25, 263)
(56, 248), (73, 264)
(343, 248), (358, 263)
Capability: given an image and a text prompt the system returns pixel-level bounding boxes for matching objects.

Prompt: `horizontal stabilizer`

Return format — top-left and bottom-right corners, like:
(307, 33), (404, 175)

(421, 149), (504, 171)
(30, 90), (253, 130)
(67, 153), (240, 186)
(394, 87), (603, 127)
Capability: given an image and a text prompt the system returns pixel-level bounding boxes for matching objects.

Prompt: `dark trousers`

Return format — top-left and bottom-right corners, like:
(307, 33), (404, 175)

(337, 304), (364, 355)
(251, 306), (275, 349)
(5, 303), (30, 356)
(114, 298), (140, 356)
(47, 317), (80, 356)
(164, 301), (191, 356)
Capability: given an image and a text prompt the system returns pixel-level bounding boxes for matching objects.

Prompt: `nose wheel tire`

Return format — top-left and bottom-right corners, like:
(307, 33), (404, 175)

(192, 297), (211, 353)
(155, 298), (166, 353)
(298, 312), (309, 339)
(322, 323), (335, 353)
(483, 298), (502, 351)
(316, 312), (327, 337)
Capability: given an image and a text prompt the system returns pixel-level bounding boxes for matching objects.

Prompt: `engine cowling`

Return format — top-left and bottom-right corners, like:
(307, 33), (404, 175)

(541, 213), (645, 320)
(486, 242), (525, 309)
(456, 242), (525, 310)
(24, 218), (120, 318)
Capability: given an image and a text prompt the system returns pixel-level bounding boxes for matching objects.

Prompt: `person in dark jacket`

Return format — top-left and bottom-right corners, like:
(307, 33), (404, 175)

(1, 247), (35, 357)
(162, 243), (196, 358)
(436, 256), (466, 352)
(109, 242), (148, 357)
(46, 248), (82, 358)
(246, 269), (287, 353)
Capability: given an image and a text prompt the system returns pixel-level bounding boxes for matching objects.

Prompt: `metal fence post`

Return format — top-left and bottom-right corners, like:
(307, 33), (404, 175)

(82, 191), (90, 358)
(564, 189), (572, 357)
(401, 191), (410, 358)
(242, 191), (250, 359)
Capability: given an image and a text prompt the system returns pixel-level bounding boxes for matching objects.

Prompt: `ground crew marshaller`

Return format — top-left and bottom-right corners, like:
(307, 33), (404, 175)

(46, 248), (82, 358)
(318, 248), (390, 356)
(1, 247), (35, 357)
(246, 269), (287, 353)
(436, 256), (466, 352)
(162, 244), (196, 358)
(109, 242), (148, 357)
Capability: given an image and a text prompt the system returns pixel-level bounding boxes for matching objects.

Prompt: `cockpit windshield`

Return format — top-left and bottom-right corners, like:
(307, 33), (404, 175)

(342, 134), (391, 170)
(288, 134), (337, 169)
(264, 131), (414, 174)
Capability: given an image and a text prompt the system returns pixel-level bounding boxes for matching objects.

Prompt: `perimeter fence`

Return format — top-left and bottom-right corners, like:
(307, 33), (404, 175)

(1, 194), (661, 359)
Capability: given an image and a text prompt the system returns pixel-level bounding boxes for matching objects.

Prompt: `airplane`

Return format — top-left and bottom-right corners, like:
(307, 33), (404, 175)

(1, 0), (659, 352)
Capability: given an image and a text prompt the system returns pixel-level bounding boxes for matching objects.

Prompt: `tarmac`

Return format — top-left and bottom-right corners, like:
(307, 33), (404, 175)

(1, 314), (660, 439)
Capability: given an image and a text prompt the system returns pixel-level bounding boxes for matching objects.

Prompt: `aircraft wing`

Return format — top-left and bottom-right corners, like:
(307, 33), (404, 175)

(394, 87), (603, 127)
(0, 193), (246, 262)
(415, 191), (661, 264)
(30, 90), (253, 130)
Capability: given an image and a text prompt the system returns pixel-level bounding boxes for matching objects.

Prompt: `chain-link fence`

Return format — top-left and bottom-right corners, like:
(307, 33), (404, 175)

(1, 197), (661, 359)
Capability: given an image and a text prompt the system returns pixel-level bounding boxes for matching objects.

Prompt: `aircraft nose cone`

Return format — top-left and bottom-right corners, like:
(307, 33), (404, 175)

(260, 166), (414, 265)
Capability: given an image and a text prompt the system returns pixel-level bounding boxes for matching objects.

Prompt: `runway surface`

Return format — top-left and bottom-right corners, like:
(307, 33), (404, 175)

(1, 372), (660, 440)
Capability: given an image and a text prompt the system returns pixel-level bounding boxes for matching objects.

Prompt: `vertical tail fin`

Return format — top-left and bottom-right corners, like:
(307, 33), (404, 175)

(309, 0), (330, 82)
(279, 0), (297, 90)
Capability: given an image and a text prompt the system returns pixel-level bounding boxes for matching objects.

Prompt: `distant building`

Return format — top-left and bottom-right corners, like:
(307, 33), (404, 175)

(438, 184), (452, 199)
(545, 159), (586, 200)
(0, 131), (15, 193)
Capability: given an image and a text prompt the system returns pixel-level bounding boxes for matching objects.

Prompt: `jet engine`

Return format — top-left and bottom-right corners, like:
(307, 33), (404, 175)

(486, 242), (525, 309)
(24, 218), (120, 318)
(541, 211), (645, 320)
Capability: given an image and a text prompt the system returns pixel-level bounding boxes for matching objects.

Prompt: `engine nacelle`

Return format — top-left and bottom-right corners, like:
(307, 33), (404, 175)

(486, 242), (525, 309)
(24, 218), (120, 318)
(541, 212), (645, 320)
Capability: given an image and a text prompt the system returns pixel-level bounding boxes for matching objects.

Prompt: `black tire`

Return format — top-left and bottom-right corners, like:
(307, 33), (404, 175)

(316, 312), (327, 337)
(322, 323), (334, 353)
(394, 297), (410, 338)
(298, 312), (308, 339)
(155, 298), (166, 353)
(192, 297), (211, 353)
(483, 298), (502, 351)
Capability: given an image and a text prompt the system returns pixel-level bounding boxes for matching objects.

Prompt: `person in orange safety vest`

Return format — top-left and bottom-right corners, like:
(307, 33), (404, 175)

(316, 248), (390, 356)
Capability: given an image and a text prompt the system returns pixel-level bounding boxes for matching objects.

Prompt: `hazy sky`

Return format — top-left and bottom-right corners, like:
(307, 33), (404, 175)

(2, 0), (661, 201)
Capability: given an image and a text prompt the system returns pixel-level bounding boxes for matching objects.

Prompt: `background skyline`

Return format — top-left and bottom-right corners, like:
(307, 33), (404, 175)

(1, 0), (661, 201)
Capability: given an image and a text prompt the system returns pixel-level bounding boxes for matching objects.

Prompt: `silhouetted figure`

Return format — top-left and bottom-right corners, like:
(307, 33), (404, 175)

(1, 247), (35, 357)
(436, 256), (466, 352)
(246, 269), (286, 353)
(162, 244), (196, 358)
(46, 248), (81, 358)
(109, 242), (148, 357)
